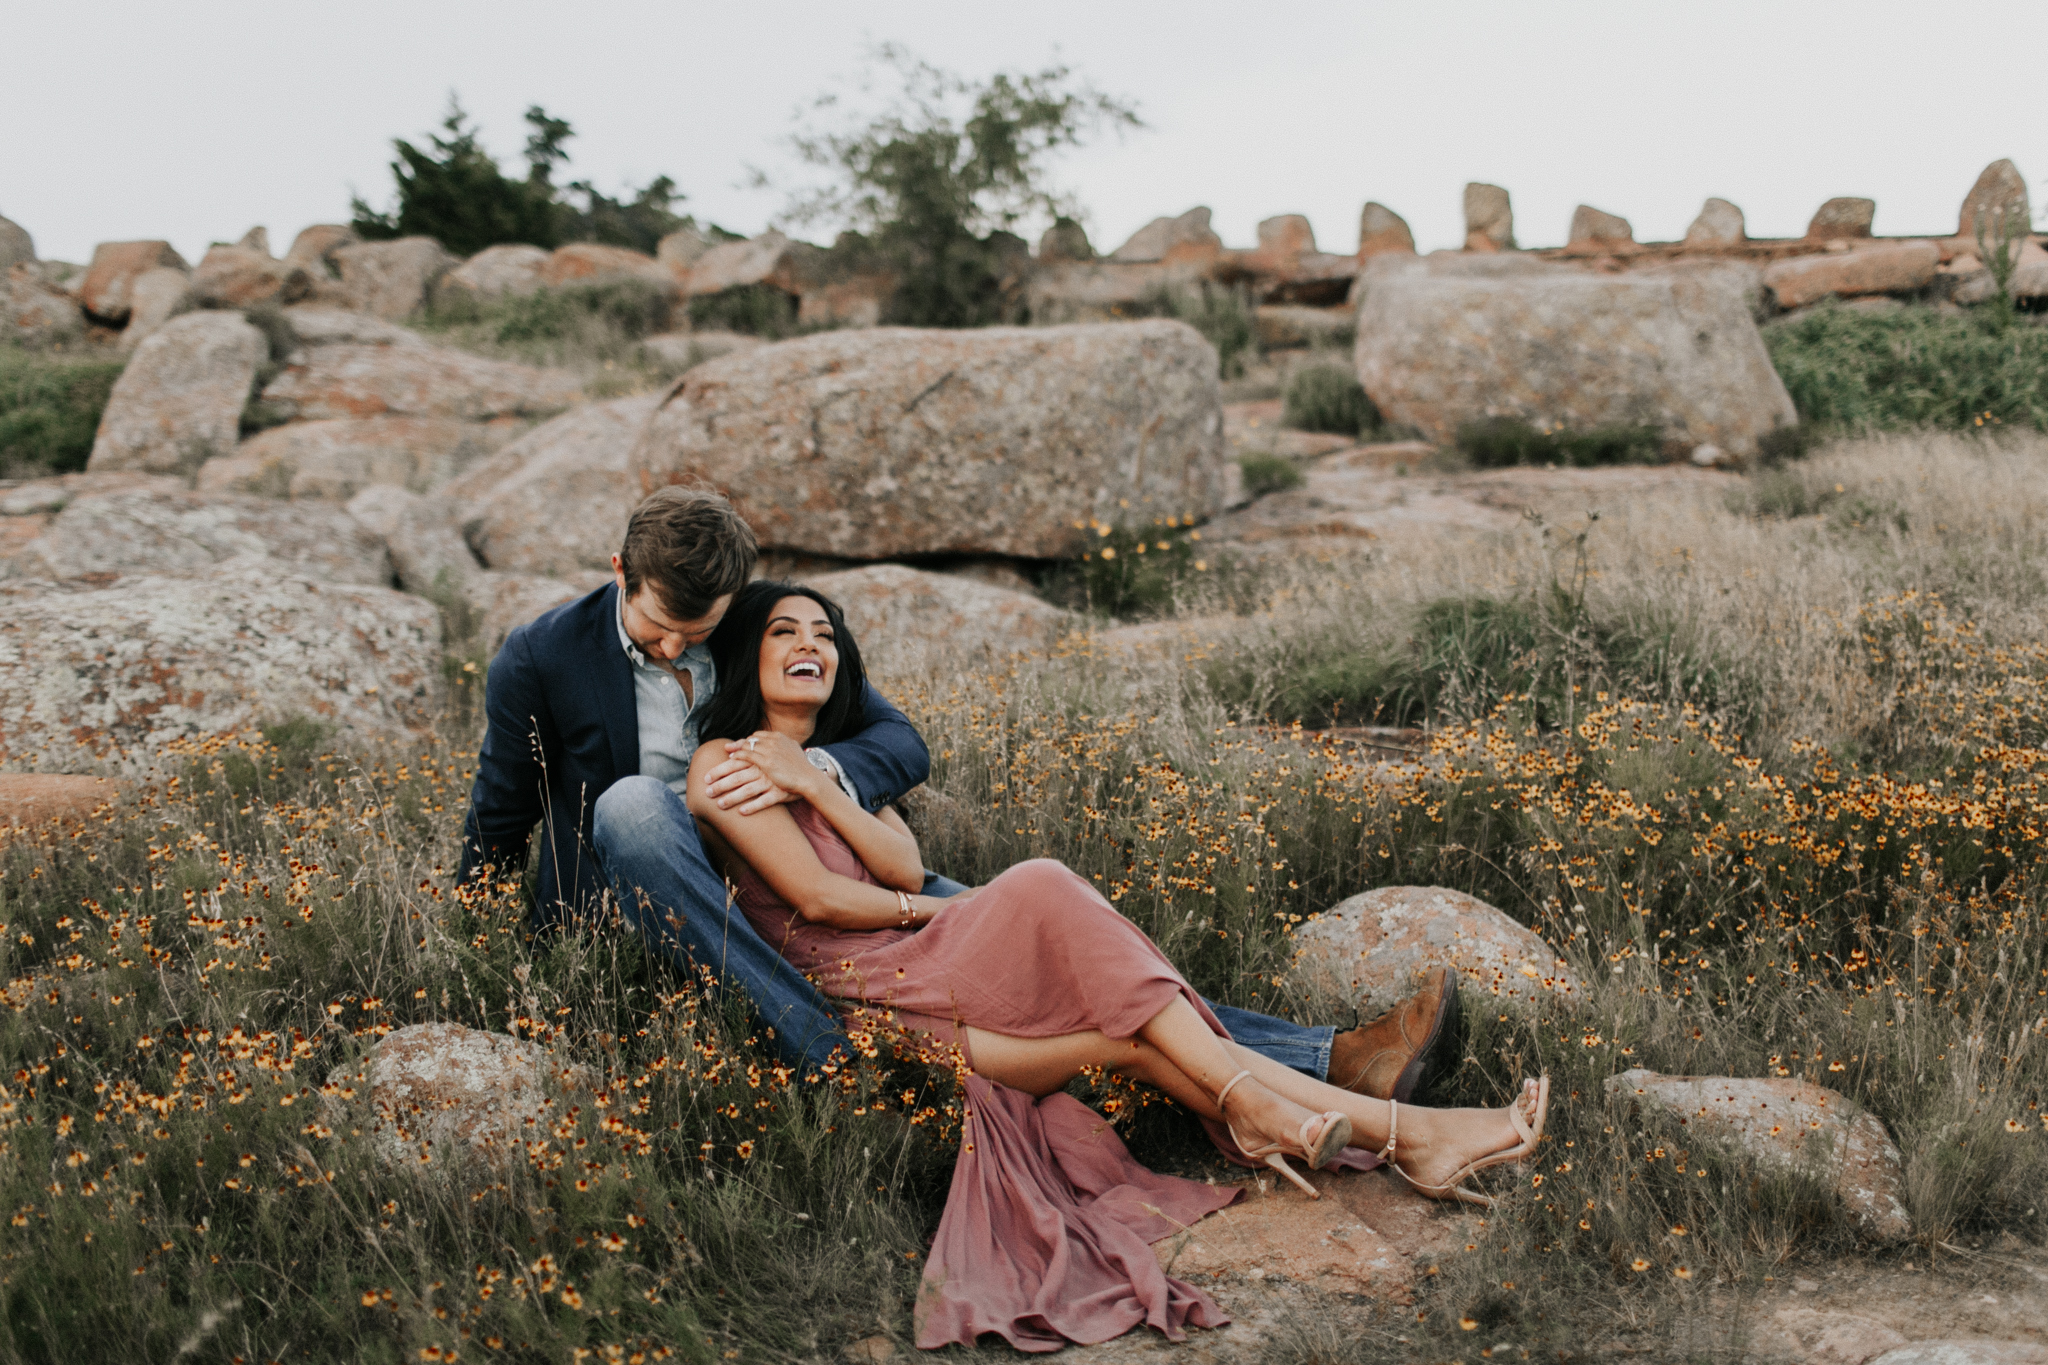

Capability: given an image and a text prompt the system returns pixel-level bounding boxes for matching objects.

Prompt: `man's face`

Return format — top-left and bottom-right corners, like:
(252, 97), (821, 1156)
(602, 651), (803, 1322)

(611, 554), (730, 663)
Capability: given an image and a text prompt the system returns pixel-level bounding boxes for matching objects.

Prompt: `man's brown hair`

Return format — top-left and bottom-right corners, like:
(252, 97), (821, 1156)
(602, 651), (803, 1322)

(618, 486), (758, 620)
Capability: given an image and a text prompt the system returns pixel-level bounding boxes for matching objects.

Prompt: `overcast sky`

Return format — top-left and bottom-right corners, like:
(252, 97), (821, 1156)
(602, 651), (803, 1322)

(6, 0), (2041, 268)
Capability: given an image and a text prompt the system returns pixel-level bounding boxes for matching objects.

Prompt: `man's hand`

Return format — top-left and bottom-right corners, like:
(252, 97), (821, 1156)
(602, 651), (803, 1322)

(703, 733), (818, 815)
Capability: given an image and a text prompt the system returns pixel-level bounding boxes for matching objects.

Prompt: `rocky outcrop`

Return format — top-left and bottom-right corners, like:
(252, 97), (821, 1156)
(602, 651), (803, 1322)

(435, 244), (548, 304)
(1356, 203), (1415, 259)
(629, 321), (1228, 559)
(1463, 183), (1514, 252)
(1957, 158), (2030, 240)
(539, 242), (675, 293)
(344, 484), (479, 598)
(682, 230), (810, 298)
(1109, 207), (1222, 264)
(1353, 254), (1796, 457)
(656, 227), (710, 273)
(476, 572), (586, 657)
(1568, 205), (1633, 246)
(1684, 198), (1746, 247)
(324, 1022), (583, 1170)
(282, 224), (358, 276)
(1605, 1069), (1911, 1243)
(461, 394), (659, 578)
(1764, 241), (1939, 308)
(118, 268), (194, 352)
(2, 268), (84, 349)
(278, 305), (426, 350)
(79, 240), (188, 323)
(190, 243), (310, 309)
(259, 344), (582, 423)
(1807, 198), (1876, 240)
(0, 566), (439, 766)
(637, 330), (763, 373)
(325, 238), (457, 319)
(4, 487), (392, 585)
(197, 415), (526, 501)
(1022, 258), (1210, 325)
(1289, 885), (1582, 1014)
(86, 311), (265, 475)
(0, 215), (34, 271)
(805, 564), (1077, 675)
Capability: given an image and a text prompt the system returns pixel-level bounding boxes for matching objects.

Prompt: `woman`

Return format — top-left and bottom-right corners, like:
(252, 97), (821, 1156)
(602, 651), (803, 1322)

(688, 582), (1548, 1353)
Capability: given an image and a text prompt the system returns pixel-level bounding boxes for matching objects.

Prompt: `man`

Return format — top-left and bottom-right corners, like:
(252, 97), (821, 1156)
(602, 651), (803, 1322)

(460, 486), (1455, 1101)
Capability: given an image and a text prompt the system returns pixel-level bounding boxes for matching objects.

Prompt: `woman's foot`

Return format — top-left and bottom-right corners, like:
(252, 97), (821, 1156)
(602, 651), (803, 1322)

(1384, 1078), (1545, 1204)
(1215, 1071), (1352, 1196)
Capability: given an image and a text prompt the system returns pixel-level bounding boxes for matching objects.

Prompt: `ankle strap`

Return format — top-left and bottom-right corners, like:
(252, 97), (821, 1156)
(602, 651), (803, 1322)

(1376, 1098), (1399, 1163)
(1214, 1069), (1254, 1113)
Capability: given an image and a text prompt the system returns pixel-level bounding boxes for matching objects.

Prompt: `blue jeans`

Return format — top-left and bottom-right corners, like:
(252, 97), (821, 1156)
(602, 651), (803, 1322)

(589, 776), (1336, 1079)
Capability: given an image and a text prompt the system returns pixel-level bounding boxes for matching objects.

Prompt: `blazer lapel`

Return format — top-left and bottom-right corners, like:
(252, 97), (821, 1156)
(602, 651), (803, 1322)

(594, 583), (639, 780)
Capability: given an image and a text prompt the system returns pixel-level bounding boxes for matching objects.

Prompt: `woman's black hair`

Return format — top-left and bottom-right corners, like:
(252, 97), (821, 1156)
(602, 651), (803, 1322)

(699, 580), (868, 747)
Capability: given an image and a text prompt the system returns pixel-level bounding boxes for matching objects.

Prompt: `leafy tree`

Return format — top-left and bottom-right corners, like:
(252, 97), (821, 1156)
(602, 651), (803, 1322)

(352, 97), (695, 257)
(779, 47), (1140, 327)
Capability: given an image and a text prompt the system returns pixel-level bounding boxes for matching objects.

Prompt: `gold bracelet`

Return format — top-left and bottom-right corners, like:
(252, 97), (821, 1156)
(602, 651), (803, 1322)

(897, 890), (914, 926)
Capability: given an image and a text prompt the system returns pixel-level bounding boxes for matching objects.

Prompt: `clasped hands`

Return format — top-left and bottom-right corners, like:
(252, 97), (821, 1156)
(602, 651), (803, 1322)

(701, 731), (820, 815)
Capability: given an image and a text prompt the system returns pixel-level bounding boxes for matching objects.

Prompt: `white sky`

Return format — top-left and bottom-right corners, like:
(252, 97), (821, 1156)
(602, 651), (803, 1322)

(5, 0), (2041, 268)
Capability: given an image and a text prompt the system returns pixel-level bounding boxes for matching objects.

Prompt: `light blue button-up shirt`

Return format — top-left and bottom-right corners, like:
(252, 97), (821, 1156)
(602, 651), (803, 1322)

(616, 592), (717, 795)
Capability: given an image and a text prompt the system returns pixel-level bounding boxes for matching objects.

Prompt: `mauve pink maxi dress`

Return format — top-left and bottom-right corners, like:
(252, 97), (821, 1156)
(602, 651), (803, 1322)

(725, 802), (1243, 1352)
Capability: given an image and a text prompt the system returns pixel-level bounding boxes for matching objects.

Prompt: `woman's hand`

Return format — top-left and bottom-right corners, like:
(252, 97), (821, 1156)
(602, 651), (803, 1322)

(702, 731), (822, 813)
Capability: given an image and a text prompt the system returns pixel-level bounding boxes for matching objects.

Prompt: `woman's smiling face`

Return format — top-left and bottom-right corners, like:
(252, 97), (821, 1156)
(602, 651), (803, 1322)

(757, 594), (838, 712)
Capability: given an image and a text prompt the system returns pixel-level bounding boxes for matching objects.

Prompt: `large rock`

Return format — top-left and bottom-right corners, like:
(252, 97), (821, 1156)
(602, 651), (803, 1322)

(476, 572), (586, 657)
(1605, 1069), (1911, 1243)
(1022, 259), (1210, 325)
(629, 322), (1227, 559)
(1763, 241), (1940, 308)
(190, 243), (310, 309)
(325, 1022), (583, 1169)
(538, 242), (674, 291)
(259, 344), (583, 423)
(2, 268), (84, 348)
(1037, 218), (1093, 263)
(1356, 202), (1415, 259)
(345, 485), (480, 597)
(655, 227), (710, 273)
(460, 394), (659, 577)
(5, 487), (392, 585)
(79, 241), (188, 323)
(1353, 255), (1796, 457)
(682, 230), (811, 297)
(282, 224), (358, 277)
(1463, 183), (1514, 252)
(435, 244), (548, 304)
(326, 238), (457, 319)
(1568, 205), (1633, 246)
(1957, 158), (2031, 241)
(196, 415), (526, 501)
(1288, 885), (1582, 1015)
(87, 312), (265, 475)
(0, 567), (439, 766)
(636, 330), (764, 374)
(118, 268), (194, 352)
(804, 564), (1076, 675)
(1108, 208), (1222, 264)
(278, 305), (426, 350)
(0, 215), (34, 271)
(0, 775), (124, 837)
(1807, 198), (1876, 240)
(1684, 197), (1746, 247)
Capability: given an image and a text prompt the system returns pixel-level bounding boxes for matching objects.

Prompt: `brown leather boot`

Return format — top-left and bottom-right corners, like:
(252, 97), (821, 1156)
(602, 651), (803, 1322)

(1327, 966), (1457, 1102)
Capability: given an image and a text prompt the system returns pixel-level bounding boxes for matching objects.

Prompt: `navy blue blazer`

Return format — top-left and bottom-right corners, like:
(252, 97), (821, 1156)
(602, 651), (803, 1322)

(458, 582), (931, 921)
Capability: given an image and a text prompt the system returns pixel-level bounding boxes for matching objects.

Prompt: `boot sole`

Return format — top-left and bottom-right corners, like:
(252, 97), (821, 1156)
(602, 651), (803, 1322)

(1390, 966), (1458, 1104)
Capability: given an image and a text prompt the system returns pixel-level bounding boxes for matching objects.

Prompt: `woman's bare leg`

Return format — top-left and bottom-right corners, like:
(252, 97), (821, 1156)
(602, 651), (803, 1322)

(965, 997), (1540, 1189)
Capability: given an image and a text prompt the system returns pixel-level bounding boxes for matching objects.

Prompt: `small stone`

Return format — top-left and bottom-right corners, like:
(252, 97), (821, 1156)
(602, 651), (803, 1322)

(1357, 202), (1416, 259)
(1108, 207), (1222, 264)
(1689, 443), (1729, 468)
(1036, 217), (1093, 263)
(1685, 198), (1746, 247)
(1463, 183), (1514, 252)
(0, 213), (35, 270)
(842, 1335), (896, 1364)
(1763, 242), (1939, 309)
(1868, 1345), (2048, 1365)
(1795, 1277), (1821, 1292)
(1957, 158), (2031, 241)
(1770, 1307), (1905, 1365)
(1568, 205), (1633, 246)
(1806, 198), (1876, 240)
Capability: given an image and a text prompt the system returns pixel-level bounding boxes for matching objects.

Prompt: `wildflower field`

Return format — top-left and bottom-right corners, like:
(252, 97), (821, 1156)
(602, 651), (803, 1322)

(9, 430), (2048, 1362)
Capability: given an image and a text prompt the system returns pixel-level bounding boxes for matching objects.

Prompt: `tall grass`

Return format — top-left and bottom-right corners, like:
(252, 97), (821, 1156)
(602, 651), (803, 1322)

(13, 429), (2048, 1357)
(418, 280), (680, 390)
(0, 347), (125, 478)
(1764, 303), (2048, 433)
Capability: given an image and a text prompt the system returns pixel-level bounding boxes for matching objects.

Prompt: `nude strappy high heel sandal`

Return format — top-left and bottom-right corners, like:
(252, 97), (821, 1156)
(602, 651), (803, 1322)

(1377, 1074), (1550, 1208)
(1214, 1069), (1353, 1200)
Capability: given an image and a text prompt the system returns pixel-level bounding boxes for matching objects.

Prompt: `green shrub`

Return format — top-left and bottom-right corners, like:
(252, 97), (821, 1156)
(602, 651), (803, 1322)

(1044, 519), (1242, 619)
(1282, 365), (1378, 436)
(0, 348), (125, 476)
(1764, 302), (2048, 432)
(687, 284), (799, 338)
(420, 279), (677, 370)
(1456, 416), (1662, 469)
(1238, 451), (1304, 498)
